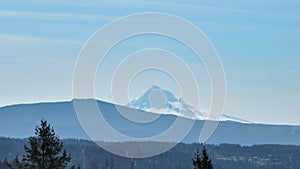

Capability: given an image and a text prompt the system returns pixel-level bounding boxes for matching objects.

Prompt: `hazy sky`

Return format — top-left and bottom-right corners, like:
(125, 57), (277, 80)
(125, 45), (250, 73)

(0, 0), (299, 125)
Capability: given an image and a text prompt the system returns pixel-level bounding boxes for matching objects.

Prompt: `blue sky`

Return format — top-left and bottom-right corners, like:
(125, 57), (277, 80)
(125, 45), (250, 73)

(0, 0), (299, 125)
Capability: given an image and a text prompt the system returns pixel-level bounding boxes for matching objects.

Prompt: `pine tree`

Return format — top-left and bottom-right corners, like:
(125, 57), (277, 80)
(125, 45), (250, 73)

(0, 158), (10, 169)
(130, 160), (136, 169)
(7, 156), (23, 169)
(192, 149), (201, 169)
(192, 145), (214, 169)
(200, 146), (213, 169)
(8, 119), (75, 169)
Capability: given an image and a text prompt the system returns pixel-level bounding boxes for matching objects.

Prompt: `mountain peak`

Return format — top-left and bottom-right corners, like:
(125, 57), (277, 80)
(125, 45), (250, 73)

(127, 86), (250, 123)
(128, 86), (196, 117)
(145, 86), (179, 103)
(148, 85), (161, 91)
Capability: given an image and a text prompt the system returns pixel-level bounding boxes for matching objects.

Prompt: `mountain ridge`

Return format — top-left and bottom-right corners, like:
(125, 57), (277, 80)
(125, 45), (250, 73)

(1, 98), (299, 126)
(0, 99), (299, 145)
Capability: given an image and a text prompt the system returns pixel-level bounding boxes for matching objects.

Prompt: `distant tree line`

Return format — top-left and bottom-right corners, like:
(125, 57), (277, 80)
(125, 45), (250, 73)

(0, 119), (299, 169)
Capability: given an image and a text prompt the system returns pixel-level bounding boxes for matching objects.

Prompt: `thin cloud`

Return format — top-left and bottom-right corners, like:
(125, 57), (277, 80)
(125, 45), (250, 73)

(0, 10), (116, 21)
(0, 33), (82, 44)
(141, 1), (299, 20)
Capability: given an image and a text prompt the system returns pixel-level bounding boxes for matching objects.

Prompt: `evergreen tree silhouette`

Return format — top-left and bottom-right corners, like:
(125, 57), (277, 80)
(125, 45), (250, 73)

(192, 149), (201, 169)
(8, 119), (76, 169)
(192, 145), (214, 169)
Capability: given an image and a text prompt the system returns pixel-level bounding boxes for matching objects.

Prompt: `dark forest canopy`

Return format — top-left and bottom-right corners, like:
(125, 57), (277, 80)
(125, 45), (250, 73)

(0, 137), (299, 169)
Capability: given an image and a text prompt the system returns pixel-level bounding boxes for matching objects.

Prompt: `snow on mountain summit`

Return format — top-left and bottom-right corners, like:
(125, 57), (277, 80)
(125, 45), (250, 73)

(127, 85), (251, 123)
(129, 85), (179, 110)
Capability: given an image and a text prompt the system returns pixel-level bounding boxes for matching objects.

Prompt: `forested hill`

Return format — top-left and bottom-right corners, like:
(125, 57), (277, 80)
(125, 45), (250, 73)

(1, 100), (300, 145)
(0, 137), (299, 169)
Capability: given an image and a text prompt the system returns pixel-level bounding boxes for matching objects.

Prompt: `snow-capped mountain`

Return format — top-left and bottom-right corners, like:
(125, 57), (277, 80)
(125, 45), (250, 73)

(127, 85), (250, 123)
